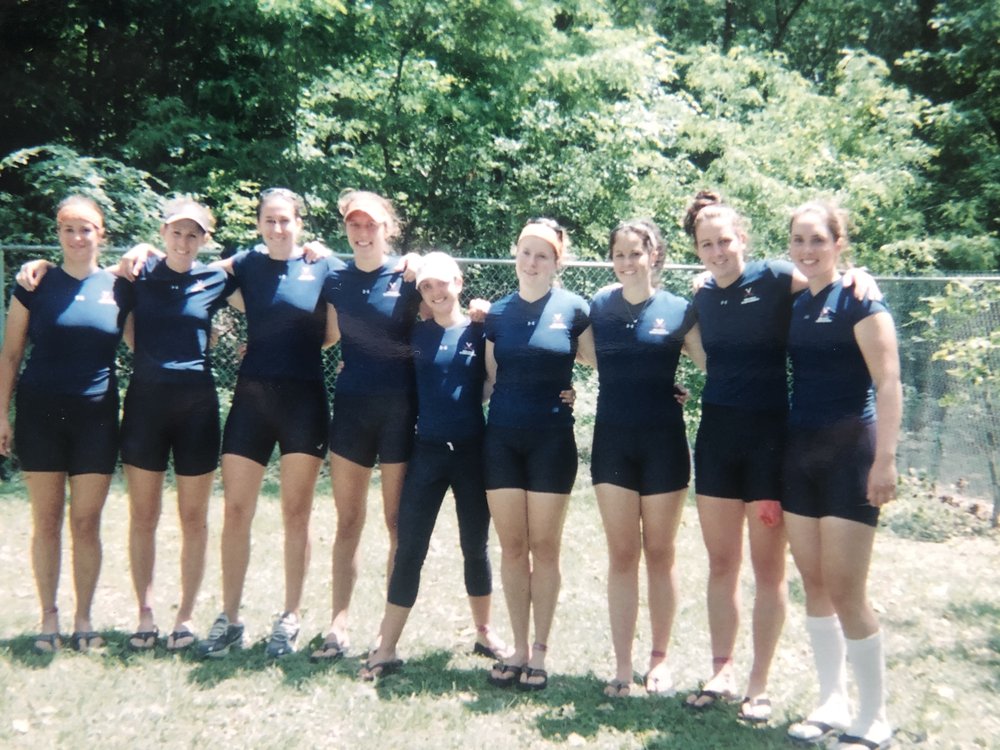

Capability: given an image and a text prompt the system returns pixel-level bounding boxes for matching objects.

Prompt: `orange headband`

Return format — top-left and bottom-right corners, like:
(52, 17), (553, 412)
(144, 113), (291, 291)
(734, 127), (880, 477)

(517, 224), (562, 258)
(57, 202), (104, 230)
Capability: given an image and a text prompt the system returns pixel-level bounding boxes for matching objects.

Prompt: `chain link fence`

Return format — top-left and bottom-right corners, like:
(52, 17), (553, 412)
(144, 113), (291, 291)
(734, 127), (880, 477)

(1, 244), (998, 520)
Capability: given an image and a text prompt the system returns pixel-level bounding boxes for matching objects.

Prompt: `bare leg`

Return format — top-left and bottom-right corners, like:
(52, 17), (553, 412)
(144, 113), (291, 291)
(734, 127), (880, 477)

(641, 488), (686, 692)
(26, 471), (67, 644)
(219, 453), (265, 623)
(67, 472), (112, 638)
(522, 490), (570, 684)
(744, 501), (787, 699)
(322, 452), (374, 650)
(688, 494), (744, 704)
(125, 465), (164, 636)
(486, 487), (530, 679)
(366, 602), (410, 666)
(595, 483), (641, 686)
(173, 471), (214, 636)
(379, 461), (407, 584)
(279, 452), (323, 615)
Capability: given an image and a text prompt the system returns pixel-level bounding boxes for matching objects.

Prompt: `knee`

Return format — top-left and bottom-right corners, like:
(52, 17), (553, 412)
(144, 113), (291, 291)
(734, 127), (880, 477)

(32, 513), (63, 541)
(607, 545), (641, 574)
(752, 559), (787, 591)
(177, 508), (208, 535)
(130, 506), (159, 535)
(500, 537), (529, 562)
(70, 513), (101, 540)
(528, 538), (561, 565)
(282, 503), (313, 533)
(706, 551), (741, 579)
(335, 509), (365, 541)
(223, 498), (255, 529)
(642, 541), (676, 571)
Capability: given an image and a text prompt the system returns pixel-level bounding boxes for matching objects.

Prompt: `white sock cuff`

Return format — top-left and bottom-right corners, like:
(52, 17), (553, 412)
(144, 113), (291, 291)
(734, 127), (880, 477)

(806, 614), (843, 637)
(846, 629), (883, 656)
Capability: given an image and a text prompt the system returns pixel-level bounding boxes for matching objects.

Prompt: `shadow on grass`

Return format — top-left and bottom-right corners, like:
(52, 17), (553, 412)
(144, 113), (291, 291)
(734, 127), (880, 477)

(0, 628), (192, 667)
(352, 649), (793, 749)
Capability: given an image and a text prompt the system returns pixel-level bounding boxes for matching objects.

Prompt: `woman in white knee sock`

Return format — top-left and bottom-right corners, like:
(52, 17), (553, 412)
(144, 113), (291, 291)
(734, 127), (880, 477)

(780, 202), (901, 750)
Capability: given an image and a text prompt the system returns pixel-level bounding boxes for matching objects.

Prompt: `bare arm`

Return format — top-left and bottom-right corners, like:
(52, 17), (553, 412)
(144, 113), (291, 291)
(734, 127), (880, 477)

(122, 312), (135, 351)
(227, 288), (246, 313)
(855, 311), (902, 507)
(0, 299), (30, 455)
(842, 267), (883, 302)
(15, 259), (56, 291)
(324, 303), (341, 348)
(575, 324), (596, 368)
(682, 322), (706, 372)
(483, 339), (497, 403)
(119, 243), (164, 280)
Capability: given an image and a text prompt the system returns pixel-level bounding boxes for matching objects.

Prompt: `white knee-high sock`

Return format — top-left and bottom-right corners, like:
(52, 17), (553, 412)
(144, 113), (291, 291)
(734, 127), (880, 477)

(805, 615), (849, 723)
(846, 630), (890, 738)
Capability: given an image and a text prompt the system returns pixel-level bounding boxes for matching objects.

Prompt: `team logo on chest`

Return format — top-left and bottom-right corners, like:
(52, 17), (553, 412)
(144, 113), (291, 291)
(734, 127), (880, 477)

(815, 307), (834, 324)
(191, 280), (206, 293)
(649, 318), (668, 335)
(548, 313), (567, 330)
(741, 286), (760, 305)
(460, 341), (477, 359)
(384, 279), (402, 298)
(98, 290), (116, 305)
(298, 266), (316, 281)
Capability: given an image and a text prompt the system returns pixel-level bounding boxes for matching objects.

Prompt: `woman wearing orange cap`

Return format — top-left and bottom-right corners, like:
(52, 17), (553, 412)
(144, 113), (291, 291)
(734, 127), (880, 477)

(311, 190), (425, 660)
(0, 195), (132, 653)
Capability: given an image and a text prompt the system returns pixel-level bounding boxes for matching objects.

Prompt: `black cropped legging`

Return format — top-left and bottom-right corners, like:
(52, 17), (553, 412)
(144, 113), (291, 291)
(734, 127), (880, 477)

(387, 437), (493, 608)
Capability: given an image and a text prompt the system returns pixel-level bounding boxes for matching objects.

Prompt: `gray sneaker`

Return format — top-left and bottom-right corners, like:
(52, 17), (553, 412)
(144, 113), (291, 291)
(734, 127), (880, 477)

(265, 611), (299, 659)
(197, 613), (246, 659)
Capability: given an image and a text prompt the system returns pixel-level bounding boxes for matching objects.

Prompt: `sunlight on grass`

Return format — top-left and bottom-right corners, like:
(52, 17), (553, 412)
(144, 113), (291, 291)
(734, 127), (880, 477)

(0, 476), (997, 748)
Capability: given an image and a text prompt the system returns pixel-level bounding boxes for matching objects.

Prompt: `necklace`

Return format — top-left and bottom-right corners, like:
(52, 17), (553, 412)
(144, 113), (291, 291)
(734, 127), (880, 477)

(622, 290), (654, 329)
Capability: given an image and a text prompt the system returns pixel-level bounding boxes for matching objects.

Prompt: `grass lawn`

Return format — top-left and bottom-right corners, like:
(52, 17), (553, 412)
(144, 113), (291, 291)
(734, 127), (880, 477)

(0, 473), (997, 749)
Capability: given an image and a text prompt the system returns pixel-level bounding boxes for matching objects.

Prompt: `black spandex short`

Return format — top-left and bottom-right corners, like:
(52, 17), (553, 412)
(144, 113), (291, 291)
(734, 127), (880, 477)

(591, 420), (690, 495)
(694, 403), (786, 502)
(15, 385), (119, 475)
(782, 418), (880, 527)
(121, 379), (220, 475)
(483, 423), (578, 494)
(328, 391), (416, 467)
(221, 377), (328, 466)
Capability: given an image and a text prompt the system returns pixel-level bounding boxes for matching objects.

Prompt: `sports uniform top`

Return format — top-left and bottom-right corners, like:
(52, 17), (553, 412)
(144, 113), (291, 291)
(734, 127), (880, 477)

(693, 259), (795, 411)
(411, 317), (486, 443)
(484, 287), (590, 429)
(230, 250), (344, 382)
(322, 257), (421, 396)
(590, 285), (695, 427)
(130, 257), (237, 384)
(13, 267), (131, 396)
(788, 278), (888, 429)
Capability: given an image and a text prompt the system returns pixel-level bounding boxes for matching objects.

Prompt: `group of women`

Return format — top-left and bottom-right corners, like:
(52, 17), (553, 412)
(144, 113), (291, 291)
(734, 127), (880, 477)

(1, 187), (901, 750)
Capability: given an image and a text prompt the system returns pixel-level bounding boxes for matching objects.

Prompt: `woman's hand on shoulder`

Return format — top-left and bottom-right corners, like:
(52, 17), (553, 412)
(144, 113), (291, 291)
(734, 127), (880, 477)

(15, 259), (56, 291)
(394, 252), (423, 282)
(119, 243), (163, 280)
(842, 267), (883, 302)
(691, 270), (711, 293)
(468, 298), (491, 323)
(302, 240), (332, 263)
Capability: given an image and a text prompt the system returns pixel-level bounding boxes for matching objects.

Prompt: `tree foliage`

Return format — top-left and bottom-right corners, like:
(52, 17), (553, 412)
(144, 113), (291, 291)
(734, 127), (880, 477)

(0, 0), (996, 271)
